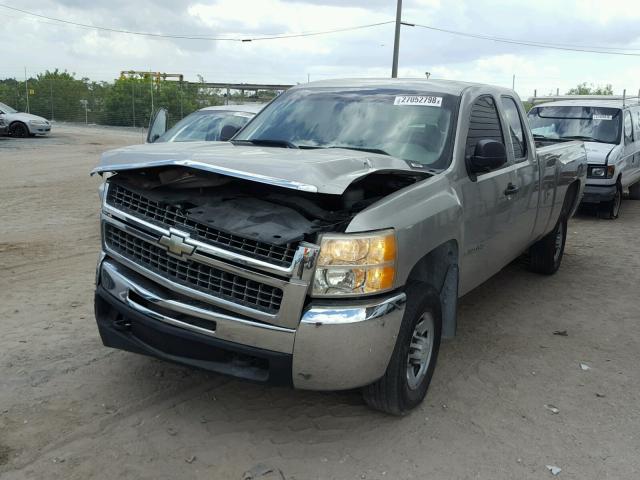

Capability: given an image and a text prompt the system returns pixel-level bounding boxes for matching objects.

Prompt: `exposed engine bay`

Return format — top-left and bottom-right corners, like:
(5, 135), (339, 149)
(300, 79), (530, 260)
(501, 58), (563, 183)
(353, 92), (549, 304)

(107, 166), (429, 246)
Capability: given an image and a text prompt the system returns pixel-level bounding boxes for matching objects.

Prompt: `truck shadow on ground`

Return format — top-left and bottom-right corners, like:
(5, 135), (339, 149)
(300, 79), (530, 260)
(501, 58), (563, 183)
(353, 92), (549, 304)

(98, 246), (593, 456)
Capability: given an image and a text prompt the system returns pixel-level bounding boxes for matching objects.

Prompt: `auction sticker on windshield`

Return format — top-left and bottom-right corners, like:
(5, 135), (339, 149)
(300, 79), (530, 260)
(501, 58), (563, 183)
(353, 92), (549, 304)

(394, 95), (442, 107)
(593, 114), (613, 121)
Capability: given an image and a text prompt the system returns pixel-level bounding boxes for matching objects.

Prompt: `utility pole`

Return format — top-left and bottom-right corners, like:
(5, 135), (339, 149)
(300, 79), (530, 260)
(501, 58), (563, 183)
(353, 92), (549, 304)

(512, 74), (515, 90)
(179, 80), (183, 119)
(24, 67), (30, 113)
(131, 80), (136, 128)
(391, 0), (402, 78)
(50, 80), (54, 121)
(150, 74), (154, 115)
(80, 99), (88, 124)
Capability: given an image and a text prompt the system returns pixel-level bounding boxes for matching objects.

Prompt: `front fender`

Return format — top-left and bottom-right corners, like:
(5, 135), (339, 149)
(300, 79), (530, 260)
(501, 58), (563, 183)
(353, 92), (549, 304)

(346, 174), (462, 287)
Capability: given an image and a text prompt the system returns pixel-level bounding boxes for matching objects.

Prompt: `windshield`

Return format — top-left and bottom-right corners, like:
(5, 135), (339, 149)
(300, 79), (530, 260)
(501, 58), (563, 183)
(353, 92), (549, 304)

(156, 110), (254, 142)
(528, 106), (621, 144)
(0, 102), (17, 113)
(235, 88), (458, 168)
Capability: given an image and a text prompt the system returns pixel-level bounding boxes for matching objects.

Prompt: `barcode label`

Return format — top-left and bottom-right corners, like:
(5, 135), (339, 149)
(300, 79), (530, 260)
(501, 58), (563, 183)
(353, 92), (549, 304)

(593, 114), (612, 120)
(394, 95), (443, 107)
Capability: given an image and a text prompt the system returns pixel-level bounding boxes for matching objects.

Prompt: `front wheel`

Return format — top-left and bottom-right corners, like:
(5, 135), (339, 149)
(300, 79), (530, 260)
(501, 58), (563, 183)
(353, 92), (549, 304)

(362, 283), (442, 415)
(9, 122), (29, 138)
(529, 215), (567, 275)
(599, 182), (622, 219)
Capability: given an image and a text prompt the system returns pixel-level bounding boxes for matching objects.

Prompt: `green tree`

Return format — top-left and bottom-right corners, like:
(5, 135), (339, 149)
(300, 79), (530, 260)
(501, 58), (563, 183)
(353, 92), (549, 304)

(566, 82), (614, 95)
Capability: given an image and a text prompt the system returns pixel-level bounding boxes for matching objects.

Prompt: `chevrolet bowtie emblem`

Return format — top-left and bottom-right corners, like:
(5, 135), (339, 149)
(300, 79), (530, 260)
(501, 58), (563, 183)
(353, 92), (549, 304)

(158, 232), (195, 257)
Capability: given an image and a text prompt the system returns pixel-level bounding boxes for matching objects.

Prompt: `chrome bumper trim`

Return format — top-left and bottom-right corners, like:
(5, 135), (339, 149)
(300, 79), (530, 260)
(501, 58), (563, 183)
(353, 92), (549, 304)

(292, 293), (406, 390)
(100, 259), (295, 354)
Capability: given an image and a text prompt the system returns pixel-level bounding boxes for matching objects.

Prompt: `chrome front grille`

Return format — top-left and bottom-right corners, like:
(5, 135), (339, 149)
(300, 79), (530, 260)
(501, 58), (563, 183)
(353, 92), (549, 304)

(106, 183), (297, 267)
(104, 223), (284, 314)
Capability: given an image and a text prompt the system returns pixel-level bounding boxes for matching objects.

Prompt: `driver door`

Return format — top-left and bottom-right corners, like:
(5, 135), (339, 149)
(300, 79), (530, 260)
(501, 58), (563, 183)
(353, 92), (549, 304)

(459, 95), (518, 294)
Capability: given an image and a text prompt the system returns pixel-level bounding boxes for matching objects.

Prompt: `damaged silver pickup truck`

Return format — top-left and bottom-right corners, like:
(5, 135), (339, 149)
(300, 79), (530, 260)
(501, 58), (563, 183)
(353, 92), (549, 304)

(92, 79), (587, 414)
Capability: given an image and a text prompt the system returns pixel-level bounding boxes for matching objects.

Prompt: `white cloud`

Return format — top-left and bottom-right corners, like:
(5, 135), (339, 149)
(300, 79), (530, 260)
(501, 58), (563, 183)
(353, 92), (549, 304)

(2, 0), (640, 97)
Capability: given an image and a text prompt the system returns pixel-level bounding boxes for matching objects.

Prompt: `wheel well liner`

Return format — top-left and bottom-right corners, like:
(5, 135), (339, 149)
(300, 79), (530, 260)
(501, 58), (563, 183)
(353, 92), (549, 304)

(406, 240), (459, 339)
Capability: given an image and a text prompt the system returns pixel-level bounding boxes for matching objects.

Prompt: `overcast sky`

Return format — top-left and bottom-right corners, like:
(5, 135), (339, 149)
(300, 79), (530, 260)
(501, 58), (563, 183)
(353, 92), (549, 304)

(2, 0), (640, 98)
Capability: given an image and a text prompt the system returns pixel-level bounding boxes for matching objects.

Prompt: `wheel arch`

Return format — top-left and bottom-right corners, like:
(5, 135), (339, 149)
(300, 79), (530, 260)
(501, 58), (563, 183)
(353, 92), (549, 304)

(9, 120), (29, 134)
(406, 239), (459, 339)
(563, 180), (581, 218)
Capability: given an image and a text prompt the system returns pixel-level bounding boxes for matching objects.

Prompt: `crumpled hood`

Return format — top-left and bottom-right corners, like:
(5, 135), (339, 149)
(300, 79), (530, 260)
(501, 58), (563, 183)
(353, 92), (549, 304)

(92, 141), (419, 194)
(584, 141), (617, 165)
(7, 112), (49, 123)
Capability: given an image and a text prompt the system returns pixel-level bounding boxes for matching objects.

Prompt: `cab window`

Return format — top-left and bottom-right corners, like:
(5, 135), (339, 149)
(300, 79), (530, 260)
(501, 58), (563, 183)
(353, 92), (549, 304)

(500, 97), (527, 161)
(624, 110), (634, 144)
(465, 96), (506, 172)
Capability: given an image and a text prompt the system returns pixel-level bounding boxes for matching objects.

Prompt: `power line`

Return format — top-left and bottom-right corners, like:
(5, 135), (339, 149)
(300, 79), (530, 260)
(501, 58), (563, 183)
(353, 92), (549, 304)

(0, 4), (392, 41)
(4, 2), (640, 57)
(407, 21), (640, 57)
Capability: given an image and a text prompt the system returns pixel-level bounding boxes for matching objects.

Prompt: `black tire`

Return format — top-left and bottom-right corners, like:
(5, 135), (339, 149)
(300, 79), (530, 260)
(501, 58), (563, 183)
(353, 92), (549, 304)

(598, 181), (622, 219)
(362, 283), (442, 415)
(529, 214), (567, 275)
(9, 122), (29, 138)
(629, 182), (640, 201)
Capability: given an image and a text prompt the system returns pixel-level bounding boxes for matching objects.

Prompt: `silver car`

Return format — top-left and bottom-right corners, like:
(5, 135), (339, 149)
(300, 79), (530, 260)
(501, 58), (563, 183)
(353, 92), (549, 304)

(0, 102), (51, 137)
(147, 104), (264, 143)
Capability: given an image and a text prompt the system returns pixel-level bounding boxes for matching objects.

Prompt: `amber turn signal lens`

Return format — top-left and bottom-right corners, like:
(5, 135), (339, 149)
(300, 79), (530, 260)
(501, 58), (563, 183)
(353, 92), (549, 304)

(364, 266), (395, 293)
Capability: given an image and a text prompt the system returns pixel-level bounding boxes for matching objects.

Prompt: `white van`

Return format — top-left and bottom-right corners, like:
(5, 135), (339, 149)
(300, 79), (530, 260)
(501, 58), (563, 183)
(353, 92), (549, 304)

(528, 99), (640, 218)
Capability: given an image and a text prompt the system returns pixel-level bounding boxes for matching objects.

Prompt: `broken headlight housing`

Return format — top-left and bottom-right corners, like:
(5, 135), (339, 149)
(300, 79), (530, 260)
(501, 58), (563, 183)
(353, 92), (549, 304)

(312, 229), (396, 297)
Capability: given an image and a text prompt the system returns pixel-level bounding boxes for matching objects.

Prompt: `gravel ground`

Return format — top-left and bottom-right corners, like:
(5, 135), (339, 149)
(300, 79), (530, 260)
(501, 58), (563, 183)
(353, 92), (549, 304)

(1, 125), (639, 480)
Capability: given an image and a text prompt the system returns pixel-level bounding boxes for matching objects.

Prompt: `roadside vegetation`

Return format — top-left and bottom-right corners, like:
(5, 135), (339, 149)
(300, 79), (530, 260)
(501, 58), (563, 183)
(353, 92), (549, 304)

(0, 70), (276, 128)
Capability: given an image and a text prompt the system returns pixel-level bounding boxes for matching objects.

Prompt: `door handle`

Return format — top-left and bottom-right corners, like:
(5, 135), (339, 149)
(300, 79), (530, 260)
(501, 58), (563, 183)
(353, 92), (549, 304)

(504, 183), (520, 196)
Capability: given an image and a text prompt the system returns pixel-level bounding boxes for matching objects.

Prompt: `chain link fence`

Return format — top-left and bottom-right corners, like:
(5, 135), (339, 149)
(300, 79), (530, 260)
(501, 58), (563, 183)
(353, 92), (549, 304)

(0, 71), (276, 129)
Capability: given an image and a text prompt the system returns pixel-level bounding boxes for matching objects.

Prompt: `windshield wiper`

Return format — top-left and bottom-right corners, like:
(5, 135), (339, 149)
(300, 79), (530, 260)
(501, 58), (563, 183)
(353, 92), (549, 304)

(325, 146), (391, 156)
(533, 134), (561, 141)
(231, 139), (299, 149)
(559, 135), (606, 143)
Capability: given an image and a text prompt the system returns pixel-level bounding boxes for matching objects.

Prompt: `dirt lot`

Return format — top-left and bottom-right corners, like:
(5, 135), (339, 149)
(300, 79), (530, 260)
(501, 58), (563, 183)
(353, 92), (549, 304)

(1, 125), (639, 480)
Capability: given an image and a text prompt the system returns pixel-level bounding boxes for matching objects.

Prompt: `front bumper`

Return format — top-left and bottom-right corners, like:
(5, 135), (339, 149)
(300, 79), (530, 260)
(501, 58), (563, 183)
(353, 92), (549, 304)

(582, 183), (617, 204)
(95, 256), (406, 390)
(27, 124), (51, 135)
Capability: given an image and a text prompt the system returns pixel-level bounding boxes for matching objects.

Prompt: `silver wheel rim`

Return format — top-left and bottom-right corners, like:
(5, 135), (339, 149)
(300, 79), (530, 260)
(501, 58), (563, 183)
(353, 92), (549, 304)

(553, 221), (564, 263)
(612, 188), (621, 217)
(406, 312), (435, 390)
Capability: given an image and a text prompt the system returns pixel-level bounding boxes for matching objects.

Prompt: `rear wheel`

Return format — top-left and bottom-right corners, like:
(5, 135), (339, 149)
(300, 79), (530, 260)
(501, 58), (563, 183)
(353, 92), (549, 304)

(9, 122), (29, 138)
(529, 215), (567, 275)
(362, 283), (442, 415)
(629, 182), (640, 200)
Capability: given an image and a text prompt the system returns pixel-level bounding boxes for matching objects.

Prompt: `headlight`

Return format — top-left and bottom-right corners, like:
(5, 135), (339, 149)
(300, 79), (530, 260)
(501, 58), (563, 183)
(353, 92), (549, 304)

(588, 165), (615, 178)
(312, 229), (396, 296)
(29, 119), (47, 126)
